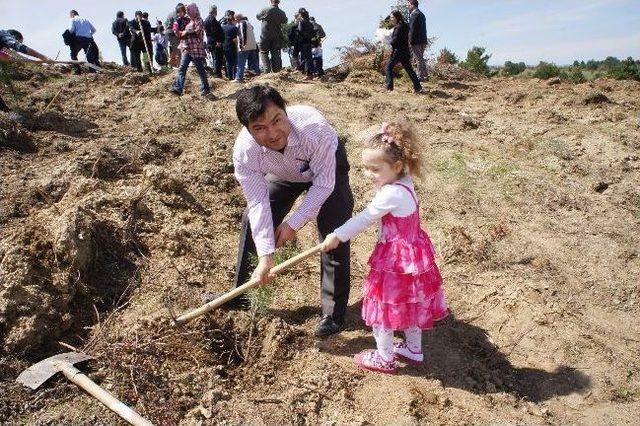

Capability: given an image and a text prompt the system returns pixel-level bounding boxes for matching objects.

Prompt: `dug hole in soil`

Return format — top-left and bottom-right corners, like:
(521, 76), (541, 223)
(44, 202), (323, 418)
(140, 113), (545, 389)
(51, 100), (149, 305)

(1, 59), (639, 425)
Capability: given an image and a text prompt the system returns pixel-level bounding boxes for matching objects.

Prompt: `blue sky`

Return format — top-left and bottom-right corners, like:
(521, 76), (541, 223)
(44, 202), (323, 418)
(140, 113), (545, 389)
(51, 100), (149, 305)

(3, 0), (639, 67)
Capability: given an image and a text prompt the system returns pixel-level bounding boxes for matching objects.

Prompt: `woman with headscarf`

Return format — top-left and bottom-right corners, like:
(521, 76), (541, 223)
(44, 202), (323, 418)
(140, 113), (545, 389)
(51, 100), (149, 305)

(171, 3), (211, 96)
(385, 10), (422, 93)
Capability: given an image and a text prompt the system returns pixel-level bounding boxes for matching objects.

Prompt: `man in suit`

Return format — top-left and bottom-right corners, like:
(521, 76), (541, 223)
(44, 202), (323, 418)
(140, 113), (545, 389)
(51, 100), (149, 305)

(407, 0), (429, 81)
(256, 0), (287, 73)
(204, 5), (225, 78)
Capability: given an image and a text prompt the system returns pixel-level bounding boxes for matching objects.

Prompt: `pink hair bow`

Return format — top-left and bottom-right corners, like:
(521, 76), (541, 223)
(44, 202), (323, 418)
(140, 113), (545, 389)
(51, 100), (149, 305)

(378, 122), (395, 144)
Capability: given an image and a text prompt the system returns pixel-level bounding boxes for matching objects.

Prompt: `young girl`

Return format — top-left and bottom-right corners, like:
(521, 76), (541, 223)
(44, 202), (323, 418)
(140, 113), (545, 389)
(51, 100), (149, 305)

(322, 121), (448, 374)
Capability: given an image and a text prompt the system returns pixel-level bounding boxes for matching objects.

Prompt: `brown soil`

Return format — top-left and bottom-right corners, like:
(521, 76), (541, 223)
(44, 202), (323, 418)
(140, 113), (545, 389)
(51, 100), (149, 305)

(1, 63), (639, 425)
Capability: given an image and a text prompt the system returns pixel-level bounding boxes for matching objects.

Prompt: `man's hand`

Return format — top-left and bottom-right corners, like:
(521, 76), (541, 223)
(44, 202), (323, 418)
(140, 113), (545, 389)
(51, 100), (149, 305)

(251, 254), (275, 286)
(275, 222), (296, 248)
(321, 233), (341, 252)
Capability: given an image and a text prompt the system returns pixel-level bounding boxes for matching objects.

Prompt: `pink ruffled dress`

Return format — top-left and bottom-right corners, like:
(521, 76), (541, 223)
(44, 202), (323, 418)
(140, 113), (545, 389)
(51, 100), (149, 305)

(362, 183), (448, 330)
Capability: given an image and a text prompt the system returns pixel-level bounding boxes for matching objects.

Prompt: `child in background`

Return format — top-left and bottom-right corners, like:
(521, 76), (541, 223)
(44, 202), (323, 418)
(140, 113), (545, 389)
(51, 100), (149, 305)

(152, 24), (169, 69)
(311, 41), (323, 77)
(173, 4), (191, 52)
(322, 121), (448, 374)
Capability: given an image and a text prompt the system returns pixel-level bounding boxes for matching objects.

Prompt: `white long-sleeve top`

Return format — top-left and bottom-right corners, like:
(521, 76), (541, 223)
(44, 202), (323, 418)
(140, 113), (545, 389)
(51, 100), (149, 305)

(335, 175), (417, 242)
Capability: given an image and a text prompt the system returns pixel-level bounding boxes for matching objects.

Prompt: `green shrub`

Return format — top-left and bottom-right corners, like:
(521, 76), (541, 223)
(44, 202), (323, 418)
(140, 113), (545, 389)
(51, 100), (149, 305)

(566, 67), (586, 84)
(501, 61), (526, 76)
(607, 57), (640, 81)
(533, 61), (561, 79)
(602, 56), (621, 70)
(437, 48), (458, 64)
(460, 46), (491, 77)
(585, 59), (600, 70)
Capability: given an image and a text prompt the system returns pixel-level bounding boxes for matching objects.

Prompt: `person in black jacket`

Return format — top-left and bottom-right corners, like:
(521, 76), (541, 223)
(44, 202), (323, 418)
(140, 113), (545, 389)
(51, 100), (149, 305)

(287, 15), (301, 70)
(408, 0), (429, 80)
(112, 11), (131, 66)
(297, 8), (315, 78)
(256, 0), (287, 73)
(385, 10), (422, 93)
(204, 5), (225, 78)
(221, 11), (238, 80)
(129, 11), (153, 73)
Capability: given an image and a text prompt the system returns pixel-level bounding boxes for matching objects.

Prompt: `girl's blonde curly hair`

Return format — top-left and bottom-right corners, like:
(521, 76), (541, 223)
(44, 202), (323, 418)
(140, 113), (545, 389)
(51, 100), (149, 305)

(367, 120), (424, 180)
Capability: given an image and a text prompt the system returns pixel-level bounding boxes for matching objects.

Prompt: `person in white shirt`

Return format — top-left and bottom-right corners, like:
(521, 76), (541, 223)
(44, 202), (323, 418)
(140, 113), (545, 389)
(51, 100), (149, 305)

(234, 14), (260, 82)
(230, 85), (354, 337)
(68, 9), (100, 74)
(152, 25), (169, 68)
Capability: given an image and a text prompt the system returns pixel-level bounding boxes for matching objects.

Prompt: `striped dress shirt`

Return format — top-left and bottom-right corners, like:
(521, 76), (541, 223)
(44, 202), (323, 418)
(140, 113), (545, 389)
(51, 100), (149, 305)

(233, 105), (339, 256)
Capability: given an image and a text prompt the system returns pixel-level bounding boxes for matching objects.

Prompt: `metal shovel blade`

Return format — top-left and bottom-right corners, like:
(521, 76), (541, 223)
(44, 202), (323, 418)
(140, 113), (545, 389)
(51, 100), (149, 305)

(16, 352), (93, 390)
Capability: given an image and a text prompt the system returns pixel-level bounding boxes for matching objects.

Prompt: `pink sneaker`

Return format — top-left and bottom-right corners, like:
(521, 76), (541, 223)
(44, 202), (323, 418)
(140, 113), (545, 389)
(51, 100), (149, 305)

(354, 350), (397, 375)
(394, 342), (424, 365)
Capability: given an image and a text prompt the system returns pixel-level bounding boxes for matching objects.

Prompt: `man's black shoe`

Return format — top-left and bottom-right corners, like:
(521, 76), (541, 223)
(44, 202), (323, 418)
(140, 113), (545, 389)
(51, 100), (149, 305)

(315, 315), (343, 337)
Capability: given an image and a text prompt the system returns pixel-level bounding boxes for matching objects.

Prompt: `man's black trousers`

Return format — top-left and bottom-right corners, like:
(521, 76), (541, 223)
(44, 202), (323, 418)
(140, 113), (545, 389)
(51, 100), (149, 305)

(233, 143), (354, 323)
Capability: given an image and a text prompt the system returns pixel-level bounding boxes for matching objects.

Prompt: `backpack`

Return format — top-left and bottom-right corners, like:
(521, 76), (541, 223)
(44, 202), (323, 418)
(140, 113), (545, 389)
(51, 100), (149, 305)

(62, 29), (75, 46)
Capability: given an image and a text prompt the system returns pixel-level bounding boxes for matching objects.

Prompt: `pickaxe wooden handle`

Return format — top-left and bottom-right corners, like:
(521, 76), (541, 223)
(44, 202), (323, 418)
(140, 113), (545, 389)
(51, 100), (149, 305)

(55, 362), (153, 426)
(173, 243), (323, 325)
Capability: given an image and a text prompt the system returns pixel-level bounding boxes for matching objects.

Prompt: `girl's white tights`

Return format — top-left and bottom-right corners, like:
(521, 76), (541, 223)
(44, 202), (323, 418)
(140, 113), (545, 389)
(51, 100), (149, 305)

(372, 326), (423, 361)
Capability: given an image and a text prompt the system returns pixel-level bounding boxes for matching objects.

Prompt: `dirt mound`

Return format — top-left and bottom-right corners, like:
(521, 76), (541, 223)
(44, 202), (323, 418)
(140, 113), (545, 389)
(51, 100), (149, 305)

(0, 114), (34, 152)
(583, 92), (611, 104)
(77, 313), (301, 425)
(0, 204), (140, 356)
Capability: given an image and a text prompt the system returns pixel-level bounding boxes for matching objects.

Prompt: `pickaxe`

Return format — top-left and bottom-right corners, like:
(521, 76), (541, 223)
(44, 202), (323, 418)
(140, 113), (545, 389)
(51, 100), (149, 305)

(172, 243), (323, 325)
(16, 352), (153, 426)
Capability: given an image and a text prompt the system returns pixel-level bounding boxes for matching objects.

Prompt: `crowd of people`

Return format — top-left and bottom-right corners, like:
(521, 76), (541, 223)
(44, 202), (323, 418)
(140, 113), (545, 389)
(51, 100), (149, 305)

(101, 0), (329, 96)
(75, 0), (429, 94)
(1, 0), (430, 105)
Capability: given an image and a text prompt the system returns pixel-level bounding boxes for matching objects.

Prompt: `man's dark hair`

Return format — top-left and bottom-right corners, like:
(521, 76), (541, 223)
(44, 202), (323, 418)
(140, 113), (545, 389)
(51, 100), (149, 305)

(116, 11), (124, 18)
(142, 12), (149, 19)
(409, 0), (419, 7)
(236, 85), (287, 127)
(299, 9), (309, 19)
(135, 10), (143, 17)
(7, 29), (23, 42)
(70, 10), (79, 16)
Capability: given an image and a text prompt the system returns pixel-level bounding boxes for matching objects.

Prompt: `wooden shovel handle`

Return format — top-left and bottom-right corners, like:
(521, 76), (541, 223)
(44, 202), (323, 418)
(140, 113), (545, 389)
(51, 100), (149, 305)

(57, 363), (153, 426)
(173, 243), (323, 325)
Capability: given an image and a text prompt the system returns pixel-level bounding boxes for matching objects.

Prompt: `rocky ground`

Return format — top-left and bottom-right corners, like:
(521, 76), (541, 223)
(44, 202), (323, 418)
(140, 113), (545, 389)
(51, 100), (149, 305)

(0, 61), (639, 425)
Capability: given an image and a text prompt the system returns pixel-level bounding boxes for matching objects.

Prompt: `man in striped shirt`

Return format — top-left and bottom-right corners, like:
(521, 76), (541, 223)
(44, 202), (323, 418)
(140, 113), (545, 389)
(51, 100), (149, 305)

(232, 85), (353, 337)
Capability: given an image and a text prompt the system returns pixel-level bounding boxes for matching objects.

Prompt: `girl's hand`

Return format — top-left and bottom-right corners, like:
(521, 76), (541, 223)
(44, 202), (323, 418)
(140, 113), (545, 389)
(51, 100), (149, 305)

(321, 233), (341, 252)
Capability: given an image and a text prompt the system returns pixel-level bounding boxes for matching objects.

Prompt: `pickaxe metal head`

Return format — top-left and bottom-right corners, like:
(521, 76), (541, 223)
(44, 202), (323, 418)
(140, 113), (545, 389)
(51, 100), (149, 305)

(16, 352), (93, 390)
